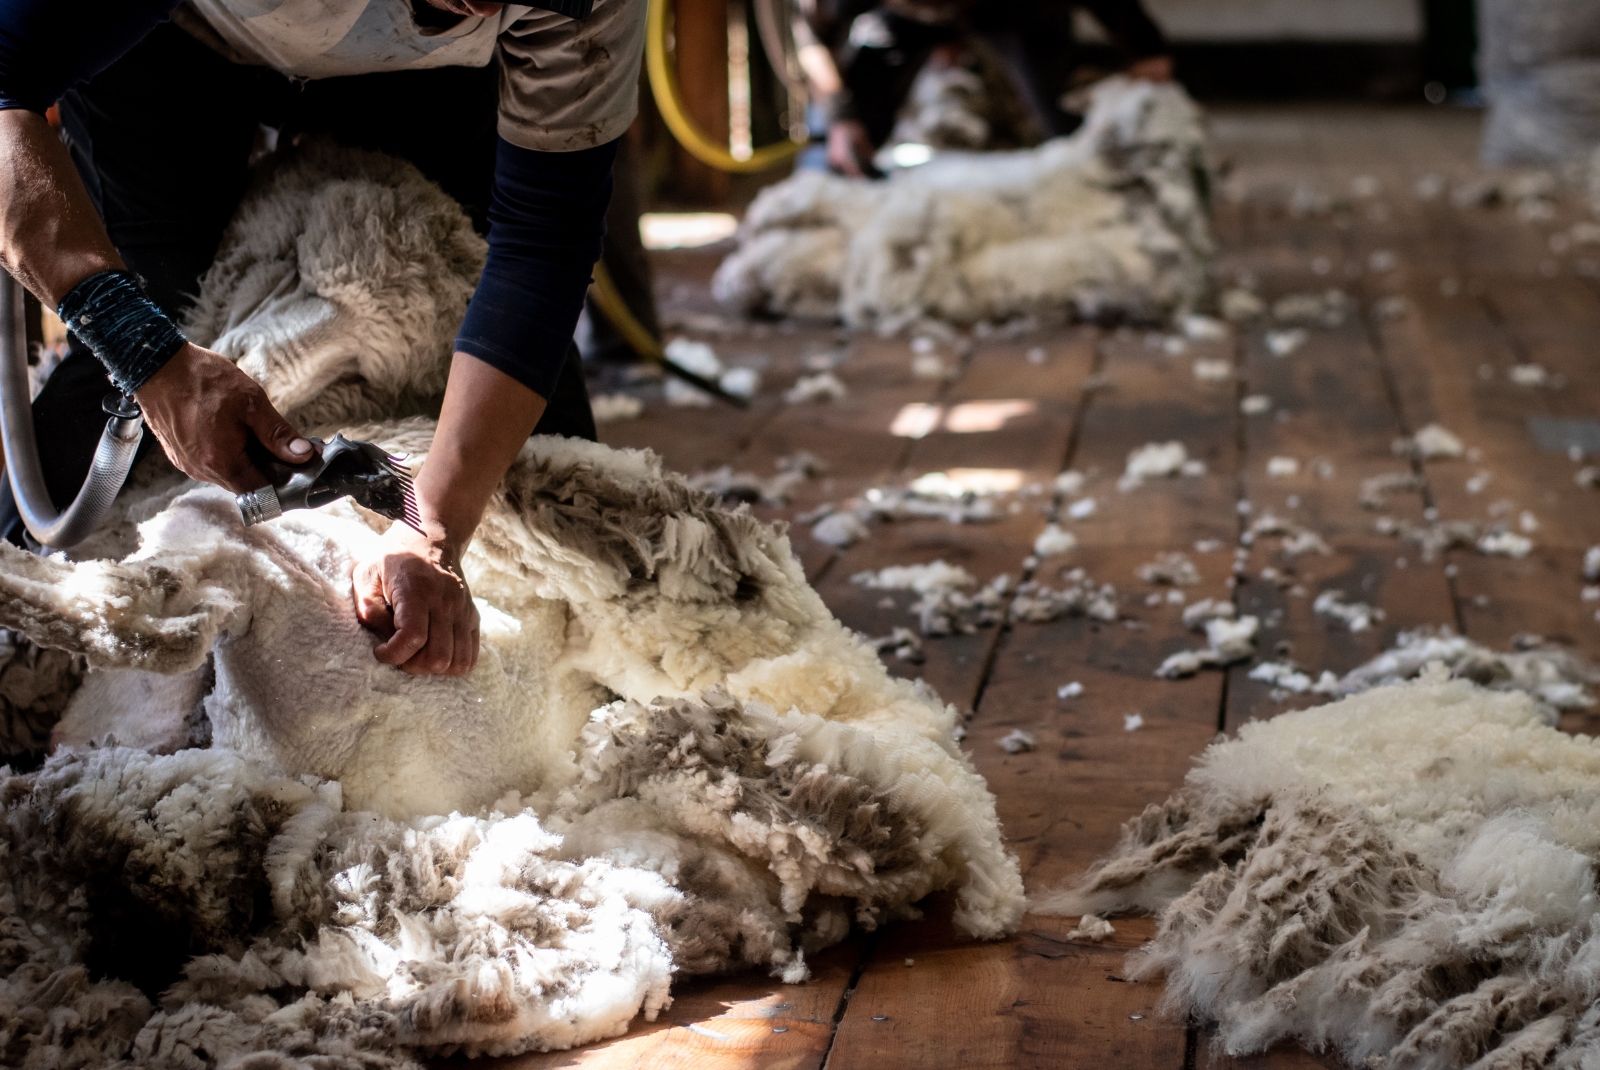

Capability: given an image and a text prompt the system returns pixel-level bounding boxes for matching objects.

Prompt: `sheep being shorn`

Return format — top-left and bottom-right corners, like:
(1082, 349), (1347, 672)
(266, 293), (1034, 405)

(0, 144), (1023, 1067)
(712, 76), (1213, 329)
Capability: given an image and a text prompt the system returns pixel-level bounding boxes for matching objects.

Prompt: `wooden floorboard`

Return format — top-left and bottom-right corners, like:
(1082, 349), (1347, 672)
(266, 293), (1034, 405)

(450, 103), (1600, 1070)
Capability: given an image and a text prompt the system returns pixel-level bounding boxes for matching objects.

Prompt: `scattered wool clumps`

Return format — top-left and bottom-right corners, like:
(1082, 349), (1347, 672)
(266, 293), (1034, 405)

(1038, 671), (1600, 1070)
(1120, 441), (1206, 491)
(1313, 589), (1386, 633)
(1242, 512), (1330, 557)
(855, 562), (1117, 635)
(1123, 712), (1144, 731)
(868, 626), (925, 664)
(688, 451), (824, 506)
(662, 338), (722, 406)
(1009, 569), (1119, 624)
(1264, 328), (1308, 357)
(1266, 456), (1299, 477)
(1033, 524), (1078, 556)
(812, 510), (871, 547)
(1054, 470), (1087, 496)
(783, 370), (848, 403)
(998, 728), (1037, 754)
(852, 561), (1000, 636)
(1393, 422), (1466, 459)
(1585, 545), (1600, 581)
(713, 77), (1213, 328)
(1249, 660), (1340, 695)
(1240, 394), (1272, 415)
(591, 392), (644, 422)
(1359, 470), (1423, 509)
(1508, 362), (1553, 387)
(1157, 610), (1259, 678)
(1478, 529), (1534, 558)
(1059, 681), (1084, 699)
(1220, 288), (1264, 321)
(1192, 357), (1232, 382)
(1271, 290), (1348, 327)
(1138, 551), (1201, 586)
(1333, 627), (1598, 718)
(1066, 914), (1116, 942)
(1065, 496), (1097, 519)
(1372, 514), (1530, 563)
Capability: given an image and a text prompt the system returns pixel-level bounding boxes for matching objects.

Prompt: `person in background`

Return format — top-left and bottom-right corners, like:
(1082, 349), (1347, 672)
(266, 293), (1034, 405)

(795, 0), (1172, 176)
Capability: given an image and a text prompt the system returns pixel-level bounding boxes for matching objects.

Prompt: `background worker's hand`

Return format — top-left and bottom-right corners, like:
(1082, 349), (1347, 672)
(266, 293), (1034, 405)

(1126, 55), (1175, 82)
(351, 520), (480, 676)
(134, 342), (314, 492)
(827, 120), (877, 177)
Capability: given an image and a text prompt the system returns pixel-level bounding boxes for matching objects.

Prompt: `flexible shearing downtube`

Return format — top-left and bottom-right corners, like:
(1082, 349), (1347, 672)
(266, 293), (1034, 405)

(589, 260), (748, 408)
(646, 0), (803, 173)
(0, 269), (144, 550)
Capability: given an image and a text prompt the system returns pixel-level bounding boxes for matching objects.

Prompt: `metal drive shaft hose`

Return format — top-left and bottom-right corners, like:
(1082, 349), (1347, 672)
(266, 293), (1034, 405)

(0, 269), (143, 550)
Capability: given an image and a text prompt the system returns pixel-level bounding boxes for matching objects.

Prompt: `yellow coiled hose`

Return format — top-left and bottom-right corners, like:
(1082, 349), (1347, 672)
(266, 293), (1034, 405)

(645, 0), (802, 173)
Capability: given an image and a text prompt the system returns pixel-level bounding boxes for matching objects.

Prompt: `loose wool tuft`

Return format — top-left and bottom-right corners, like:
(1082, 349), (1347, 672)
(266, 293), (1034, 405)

(0, 142), (1022, 1068)
(1039, 668), (1600, 1070)
(712, 77), (1213, 328)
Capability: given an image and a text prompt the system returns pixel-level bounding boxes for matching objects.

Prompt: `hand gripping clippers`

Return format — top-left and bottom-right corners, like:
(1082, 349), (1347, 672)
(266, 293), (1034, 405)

(236, 434), (420, 531)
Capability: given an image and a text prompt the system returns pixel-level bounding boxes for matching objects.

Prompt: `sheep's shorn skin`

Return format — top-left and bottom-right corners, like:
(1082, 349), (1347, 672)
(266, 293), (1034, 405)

(0, 146), (1022, 1067)
(1037, 668), (1600, 1070)
(713, 77), (1213, 328)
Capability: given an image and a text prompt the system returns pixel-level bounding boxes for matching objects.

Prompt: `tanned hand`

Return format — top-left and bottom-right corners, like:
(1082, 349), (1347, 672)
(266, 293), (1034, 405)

(827, 120), (877, 177)
(1127, 55), (1175, 82)
(352, 519), (480, 676)
(133, 342), (313, 492)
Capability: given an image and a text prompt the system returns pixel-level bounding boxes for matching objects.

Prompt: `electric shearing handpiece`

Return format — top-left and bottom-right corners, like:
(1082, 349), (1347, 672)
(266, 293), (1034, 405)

(236, 434), (420, 530)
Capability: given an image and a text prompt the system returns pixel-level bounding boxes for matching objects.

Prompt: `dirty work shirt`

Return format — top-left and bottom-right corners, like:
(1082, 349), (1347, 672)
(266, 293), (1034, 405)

(0, 0), (646, 400)
(184, 0), (644, 153)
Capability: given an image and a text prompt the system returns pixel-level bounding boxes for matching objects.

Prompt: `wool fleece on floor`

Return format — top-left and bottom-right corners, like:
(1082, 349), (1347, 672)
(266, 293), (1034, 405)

(1043, 669), (1600, 1070)
(0, 144), (1022, 1069)
(712, 76), (1213, 328)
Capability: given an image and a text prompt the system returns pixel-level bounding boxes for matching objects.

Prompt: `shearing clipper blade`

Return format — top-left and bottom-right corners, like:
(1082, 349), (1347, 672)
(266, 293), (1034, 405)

(237, 433), (421, 532)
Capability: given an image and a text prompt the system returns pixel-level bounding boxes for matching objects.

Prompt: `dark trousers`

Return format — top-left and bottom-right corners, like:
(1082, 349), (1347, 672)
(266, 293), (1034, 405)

(20, 20), (593, 528)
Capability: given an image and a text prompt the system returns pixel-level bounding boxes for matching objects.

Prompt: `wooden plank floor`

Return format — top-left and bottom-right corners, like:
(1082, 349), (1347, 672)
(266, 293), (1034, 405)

(457, 105), (1600, 1069)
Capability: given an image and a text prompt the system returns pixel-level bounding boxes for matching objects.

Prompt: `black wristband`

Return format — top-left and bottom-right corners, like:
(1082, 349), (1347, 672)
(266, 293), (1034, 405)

(57, 270), (187, 395)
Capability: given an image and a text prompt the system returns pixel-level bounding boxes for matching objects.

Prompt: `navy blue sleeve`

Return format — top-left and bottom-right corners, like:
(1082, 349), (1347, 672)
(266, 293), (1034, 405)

(454, 137), (618, 401)
(0, 0), (181, 114)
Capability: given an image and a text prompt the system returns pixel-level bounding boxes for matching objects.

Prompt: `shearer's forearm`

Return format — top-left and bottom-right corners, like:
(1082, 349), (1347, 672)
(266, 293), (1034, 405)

(0, 109), (123, 307)
(415, 353), (549, 555)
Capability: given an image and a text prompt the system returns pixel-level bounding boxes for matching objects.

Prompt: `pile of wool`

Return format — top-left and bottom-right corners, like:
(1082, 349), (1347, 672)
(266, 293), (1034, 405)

(712, 76), (1213, 329)
(1039, 669), (1600, 1070)
(0, 143), (1024, 1067)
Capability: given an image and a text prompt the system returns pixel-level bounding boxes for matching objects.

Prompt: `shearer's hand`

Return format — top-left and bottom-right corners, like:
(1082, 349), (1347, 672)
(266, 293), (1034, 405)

(352, 520), (480, 677)
(1126, 55), (1175, 82)
(135, 342), (313, 492)
(827, 120), (877, 177)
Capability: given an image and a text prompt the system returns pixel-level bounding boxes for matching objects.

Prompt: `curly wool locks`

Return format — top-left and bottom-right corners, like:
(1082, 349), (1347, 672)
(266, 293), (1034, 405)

(1039, 669), (1600, 1070)
(0, 142), (1022, 1067)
